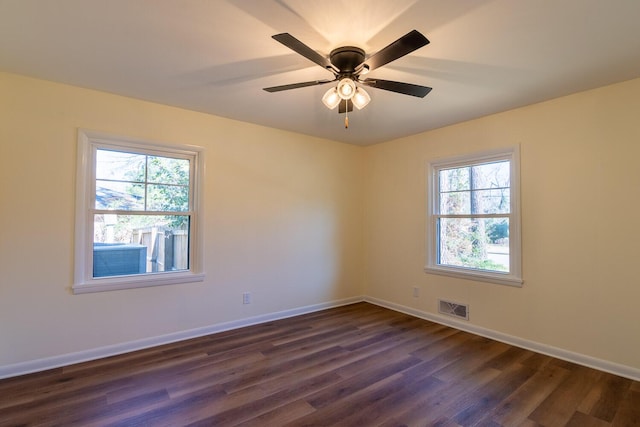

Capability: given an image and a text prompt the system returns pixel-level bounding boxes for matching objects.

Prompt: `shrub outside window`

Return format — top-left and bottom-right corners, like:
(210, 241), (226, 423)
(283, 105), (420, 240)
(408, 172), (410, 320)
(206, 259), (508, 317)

(74, 130), (204, 293)
(426, 147), (522, 286)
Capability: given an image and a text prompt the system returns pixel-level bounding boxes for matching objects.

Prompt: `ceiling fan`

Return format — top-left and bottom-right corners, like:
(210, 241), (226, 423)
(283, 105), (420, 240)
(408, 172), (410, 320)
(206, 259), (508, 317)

(263, 30), (432, 126)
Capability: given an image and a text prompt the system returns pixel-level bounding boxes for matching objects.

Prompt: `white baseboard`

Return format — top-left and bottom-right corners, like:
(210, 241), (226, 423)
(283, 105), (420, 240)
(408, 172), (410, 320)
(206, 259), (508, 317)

(3, 295), (639, 382)
(364, 296), (640, 382)
(0, 296), (363, 380)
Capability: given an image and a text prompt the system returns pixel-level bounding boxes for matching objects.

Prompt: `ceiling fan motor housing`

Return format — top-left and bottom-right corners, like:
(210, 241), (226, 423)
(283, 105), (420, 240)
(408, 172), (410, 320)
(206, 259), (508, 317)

(329, 46), (365, 76)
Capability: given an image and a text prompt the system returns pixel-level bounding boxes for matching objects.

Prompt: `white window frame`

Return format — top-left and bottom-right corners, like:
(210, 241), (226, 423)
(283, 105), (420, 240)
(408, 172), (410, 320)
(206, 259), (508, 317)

(73, 129), (205, 294)
(426, 146), (523, 287)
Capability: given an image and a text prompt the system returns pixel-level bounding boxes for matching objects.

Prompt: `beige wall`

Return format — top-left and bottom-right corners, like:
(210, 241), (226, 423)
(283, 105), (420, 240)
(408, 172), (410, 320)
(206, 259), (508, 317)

(0, 72), (364, 367)
(363, 77), (640, 370)
(2, 71), (639, 375)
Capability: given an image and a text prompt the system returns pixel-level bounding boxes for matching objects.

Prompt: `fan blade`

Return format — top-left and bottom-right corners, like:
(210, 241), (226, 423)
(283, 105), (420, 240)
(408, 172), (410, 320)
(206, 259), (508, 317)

(360, 30), (429, 72)
(263, 79), (334, 92)
(272, 33), (336, 72)
(361, 78), (432, 98)
(338, 99), (353, 114)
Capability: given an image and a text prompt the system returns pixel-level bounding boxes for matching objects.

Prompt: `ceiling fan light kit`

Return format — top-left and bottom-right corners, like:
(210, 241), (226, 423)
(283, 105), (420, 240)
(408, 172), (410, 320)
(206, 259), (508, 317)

(264, 30), (432, 128)
(321, 87), (341, 109)
(323, 77), (370, 111)
(337, 77), (356, 99)
(352, 87), (371, 110)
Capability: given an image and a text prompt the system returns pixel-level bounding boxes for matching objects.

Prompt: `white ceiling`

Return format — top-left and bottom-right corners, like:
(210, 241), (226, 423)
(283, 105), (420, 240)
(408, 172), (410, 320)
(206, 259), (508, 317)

(1, 0), (640, 145)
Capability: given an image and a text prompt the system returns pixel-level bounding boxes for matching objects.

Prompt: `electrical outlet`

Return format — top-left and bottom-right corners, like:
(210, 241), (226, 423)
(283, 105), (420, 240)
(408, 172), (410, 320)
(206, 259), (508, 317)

(413, 287), (419, 298)
(243, 292), (251, 304)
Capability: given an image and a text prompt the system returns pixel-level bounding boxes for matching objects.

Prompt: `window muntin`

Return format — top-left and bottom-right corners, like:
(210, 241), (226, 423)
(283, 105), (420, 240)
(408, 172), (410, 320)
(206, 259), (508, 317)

(74, 130), (204, 293)
(427, 148), (522, 286)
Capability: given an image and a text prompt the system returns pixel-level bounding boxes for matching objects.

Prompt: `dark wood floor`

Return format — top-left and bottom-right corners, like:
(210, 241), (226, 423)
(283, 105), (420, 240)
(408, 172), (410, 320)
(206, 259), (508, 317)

(1, 303), (638, 427)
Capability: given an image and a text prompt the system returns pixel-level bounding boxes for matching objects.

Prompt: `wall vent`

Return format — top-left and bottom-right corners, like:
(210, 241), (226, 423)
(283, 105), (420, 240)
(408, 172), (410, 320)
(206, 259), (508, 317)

(438, 299), (469, 321)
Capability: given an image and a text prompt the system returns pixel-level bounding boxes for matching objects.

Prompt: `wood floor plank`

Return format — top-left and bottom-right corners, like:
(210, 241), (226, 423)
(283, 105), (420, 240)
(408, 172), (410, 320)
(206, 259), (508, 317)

(0, 302), (638, 427)
(577, 374), (633, 422)
(376, 366), (504, 426)
(528, 364), (604, 426)
(611, 389), (640, 427)
(432, 337), (511, 382)
(219, 345), (347, 394)
(326, 373), (445, 426)
(233, 399), (316, 426)
(486, 363), (572, 426)
(185, 371), (341, 426)
(451, 362), (538, 425)
(519, 419), (547, 427)
(286, 372), (413, 426)
(564, 411), (612, 427)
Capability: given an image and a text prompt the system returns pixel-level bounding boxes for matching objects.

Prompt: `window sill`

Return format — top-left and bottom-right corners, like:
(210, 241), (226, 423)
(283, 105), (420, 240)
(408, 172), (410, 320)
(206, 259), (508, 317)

(73, 272), (205, 294)
(424, 265), (523, 287)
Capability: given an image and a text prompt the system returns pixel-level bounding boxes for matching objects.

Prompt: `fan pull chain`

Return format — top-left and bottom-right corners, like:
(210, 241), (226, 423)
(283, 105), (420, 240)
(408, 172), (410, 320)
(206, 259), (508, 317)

(344, 99), (349, 129)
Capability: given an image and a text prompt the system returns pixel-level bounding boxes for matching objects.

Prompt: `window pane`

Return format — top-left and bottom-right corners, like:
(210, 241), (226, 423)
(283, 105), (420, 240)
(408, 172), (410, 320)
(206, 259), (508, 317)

(147, 156), (190, 186)
(438, 217), (509, 272)
(93, 214), (189, 277)
(96, 150), (145, 182)
(439, 167), (469, 192)
(440, 191), (470, 214)
(96, 180), (145, 210)
(147, 184), (189, 211)
(438, 161), (511, 215)
(470, 161), (510, 190)
(472, 188), (511, 214)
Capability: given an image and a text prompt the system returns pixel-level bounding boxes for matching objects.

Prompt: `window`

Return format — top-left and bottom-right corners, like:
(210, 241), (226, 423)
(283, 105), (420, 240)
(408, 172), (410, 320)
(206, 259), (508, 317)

(74, 130), (204, 293)
(426, 147), (522, 286)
